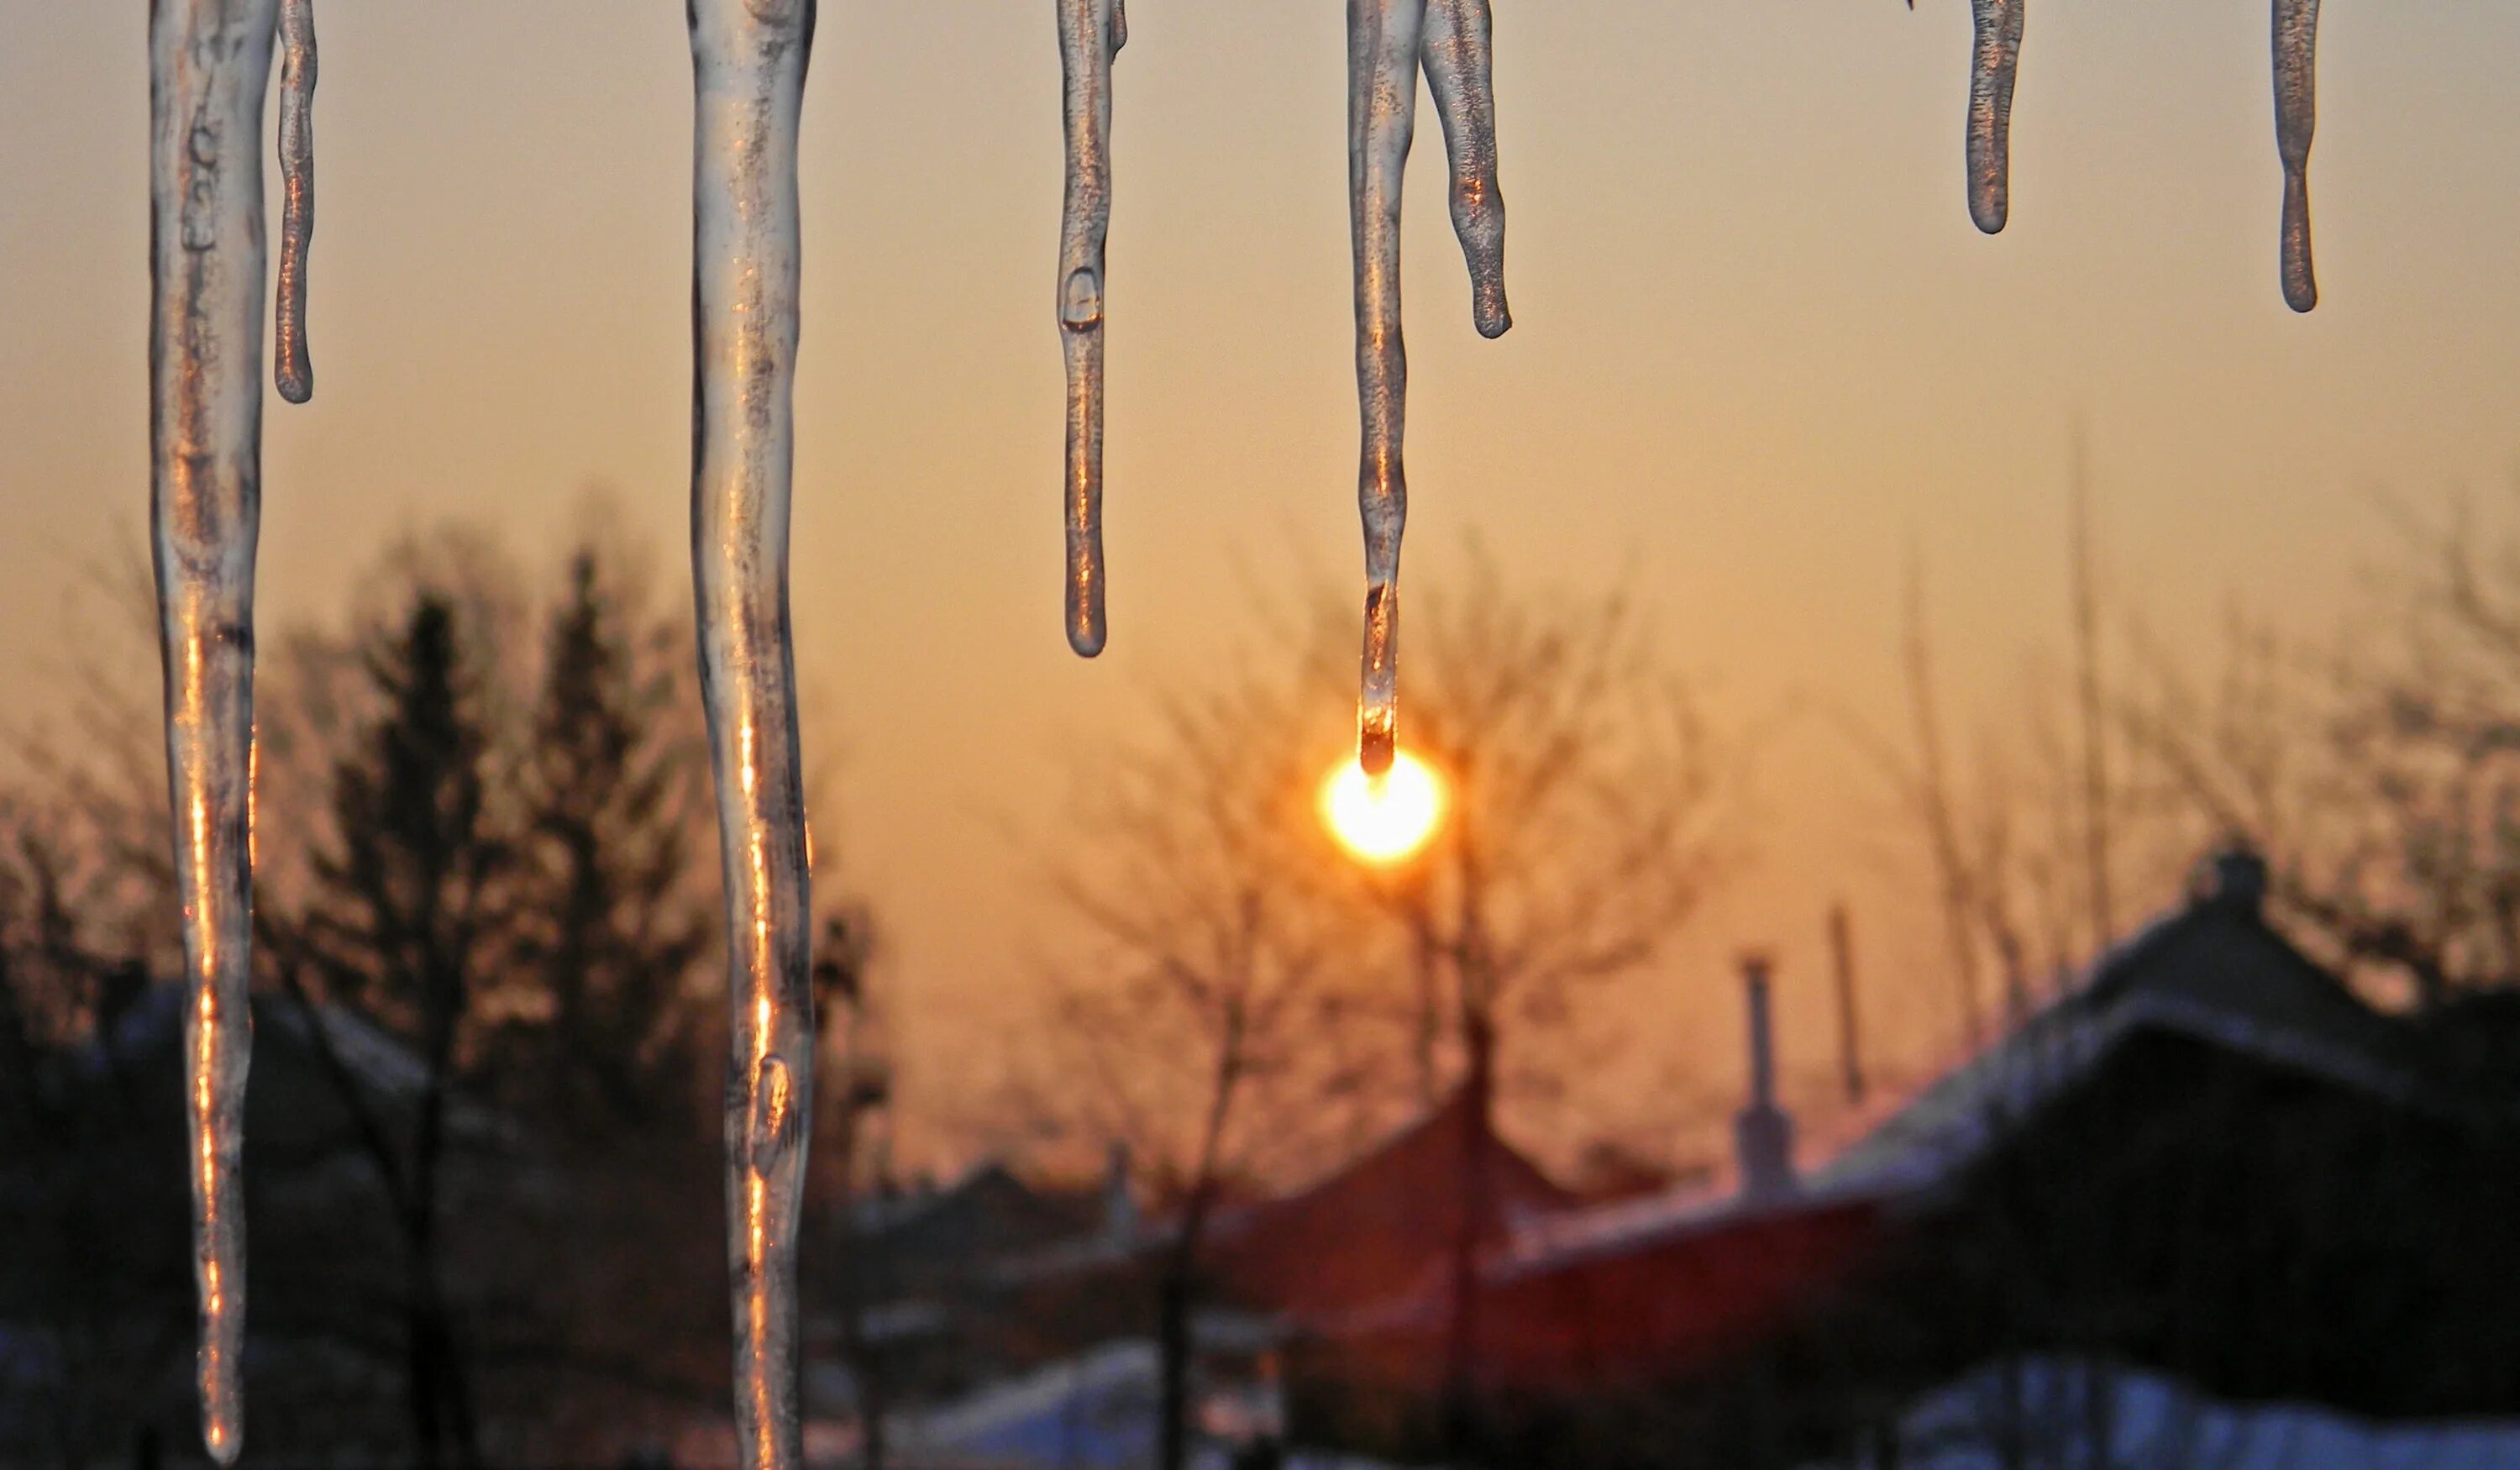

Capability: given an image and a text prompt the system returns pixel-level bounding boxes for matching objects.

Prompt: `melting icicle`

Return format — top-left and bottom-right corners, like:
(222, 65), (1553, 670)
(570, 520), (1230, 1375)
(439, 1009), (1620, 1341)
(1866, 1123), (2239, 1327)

(688, 3), (818, 1469)
(1346, 0), (1511, 774)
(148, 2), (281, 1462)
(275, 0), (316, 402)
(1965, 0), (2024, 234)
(2273, 0), (2320, 312)
(1349, 0), (1424, 776)
(1421, 0), (1509, 339)
(1056, 0), (1124, 657)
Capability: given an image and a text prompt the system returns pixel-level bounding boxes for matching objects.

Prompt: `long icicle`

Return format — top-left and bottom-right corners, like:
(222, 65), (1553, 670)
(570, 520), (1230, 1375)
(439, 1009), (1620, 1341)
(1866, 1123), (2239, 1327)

(1422, 0), (1509, 340)
(1348, 0), (1426, 777)
(275, 0), (316, 402)
(688, 4), (818, 1469)
(1056, 0), (1124, 657)
(2273, 0), (2321, 312)
(148, 2), (281, 1462)
(1966, 0), (2024, 234)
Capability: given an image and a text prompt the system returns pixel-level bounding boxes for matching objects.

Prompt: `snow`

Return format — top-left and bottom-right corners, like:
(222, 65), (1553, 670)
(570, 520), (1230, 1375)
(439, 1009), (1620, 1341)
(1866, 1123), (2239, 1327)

(1841, 1360), (2520, 1470)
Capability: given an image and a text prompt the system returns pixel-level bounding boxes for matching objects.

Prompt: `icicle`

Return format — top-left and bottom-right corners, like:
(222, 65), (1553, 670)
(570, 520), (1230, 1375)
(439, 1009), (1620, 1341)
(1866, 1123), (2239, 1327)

(1344, 0), (1511, 774)
(148, 3), (281, 1462)
(2273, 0), (2320, 312)
(275, 0), (316, 402)
(1421, 0), (1509, 339)
(1965, 0), (2024, 234)
(1348, 0), (1424, 778)
(687, 4), (818, 1470)
(1056, 0), (1124, 657)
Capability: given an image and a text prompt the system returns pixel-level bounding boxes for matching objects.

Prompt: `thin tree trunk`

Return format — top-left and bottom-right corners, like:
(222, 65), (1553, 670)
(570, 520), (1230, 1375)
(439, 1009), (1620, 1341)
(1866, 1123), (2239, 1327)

(1443, 1012), (1494, 1469)
(405, 954), (482, 1470)
(1157, 1268), (1195, 1470)
(407, 1262), (444, 1470)
(1160, 1002), (1245, 1470)
(1907, 549), (1987, 1049)
(2071, 427), (2115, 956)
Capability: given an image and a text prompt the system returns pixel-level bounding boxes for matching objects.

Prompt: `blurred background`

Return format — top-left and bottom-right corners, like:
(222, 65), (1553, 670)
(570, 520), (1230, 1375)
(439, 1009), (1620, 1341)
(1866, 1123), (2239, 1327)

(6, 2), (2520, 1467)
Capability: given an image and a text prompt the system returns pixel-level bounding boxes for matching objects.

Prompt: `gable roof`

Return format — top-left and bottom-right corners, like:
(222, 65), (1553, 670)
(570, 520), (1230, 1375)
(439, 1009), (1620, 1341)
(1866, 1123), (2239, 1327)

(1813, 852), (2416, 1198)
(1199, 1086), (1576, 1322)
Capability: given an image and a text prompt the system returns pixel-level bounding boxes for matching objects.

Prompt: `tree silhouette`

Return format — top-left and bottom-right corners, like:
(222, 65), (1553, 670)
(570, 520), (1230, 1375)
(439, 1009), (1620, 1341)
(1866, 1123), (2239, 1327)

(288, 590), (512, 1470)
(498, 549), (711, 1135)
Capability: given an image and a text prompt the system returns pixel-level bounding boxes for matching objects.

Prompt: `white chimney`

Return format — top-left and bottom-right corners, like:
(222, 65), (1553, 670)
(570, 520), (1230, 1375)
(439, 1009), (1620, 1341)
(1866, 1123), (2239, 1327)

(1103, 1139), (1138, 1245)
(1734, 953), (1798, 1204)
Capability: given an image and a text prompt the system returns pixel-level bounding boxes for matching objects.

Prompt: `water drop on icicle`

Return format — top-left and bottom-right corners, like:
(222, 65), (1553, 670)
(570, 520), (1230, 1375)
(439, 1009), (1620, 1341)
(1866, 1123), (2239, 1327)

(1965, 0), (2024, 234)
(148, 2), (281, 1462)
(1057, 0), (1124, 658)
(2273, 0), (2320, 312)
(688, 3), (819, 1468)
(276, 0), (316, 402)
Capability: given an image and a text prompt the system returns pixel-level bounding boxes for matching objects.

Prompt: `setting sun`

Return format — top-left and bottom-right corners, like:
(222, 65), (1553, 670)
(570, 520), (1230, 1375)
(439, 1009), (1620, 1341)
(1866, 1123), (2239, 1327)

(1320, 750), (1445, 866)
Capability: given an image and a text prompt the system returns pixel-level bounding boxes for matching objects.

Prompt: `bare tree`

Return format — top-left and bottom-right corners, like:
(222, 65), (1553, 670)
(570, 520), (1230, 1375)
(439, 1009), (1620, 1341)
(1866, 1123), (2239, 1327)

(2118, 487), (2520, 1007)
(1041, 654), (1355, 1470)
(1033, 543), (1735, 1470)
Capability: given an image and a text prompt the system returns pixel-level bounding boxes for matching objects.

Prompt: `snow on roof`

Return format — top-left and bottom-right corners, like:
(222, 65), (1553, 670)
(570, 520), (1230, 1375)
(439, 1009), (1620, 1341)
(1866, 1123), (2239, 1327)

(1807, 879), (2421, 1198)
(1490, 1164), (1891, 1284)
(893, 1341), (1166, 1470)
(1482, 865), (2423, 1283)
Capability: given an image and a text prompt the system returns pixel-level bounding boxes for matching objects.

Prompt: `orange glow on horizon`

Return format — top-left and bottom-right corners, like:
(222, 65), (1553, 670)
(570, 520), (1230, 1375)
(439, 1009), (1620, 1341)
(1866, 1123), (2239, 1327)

(1320, 749), (1444, 866)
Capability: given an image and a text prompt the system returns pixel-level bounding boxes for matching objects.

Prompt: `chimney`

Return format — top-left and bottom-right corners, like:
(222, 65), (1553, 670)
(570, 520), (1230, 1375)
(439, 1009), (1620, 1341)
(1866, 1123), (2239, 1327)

(1828, 905), (1866, 1108)
(1103, 1139), (1138, 1245)
(1733, 953), (1798, 1204)
(2197, 841), (2268, 919)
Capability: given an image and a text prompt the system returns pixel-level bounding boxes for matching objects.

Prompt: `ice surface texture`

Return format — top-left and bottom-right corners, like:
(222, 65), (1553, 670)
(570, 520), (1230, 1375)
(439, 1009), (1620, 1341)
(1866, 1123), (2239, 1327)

(1348, 0), (1509, 775)
(2273, 0), (2320, 312)
(148, 2), (281, 1461)
(1057, 0), (1124, 657)
(688, 4), (821, 1470)
(1966, 0), (2024, 234)
(276, 0), (315, 402)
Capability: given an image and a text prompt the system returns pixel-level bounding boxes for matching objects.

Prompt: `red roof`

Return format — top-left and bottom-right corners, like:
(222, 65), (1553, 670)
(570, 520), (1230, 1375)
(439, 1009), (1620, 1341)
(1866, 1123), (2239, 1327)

(1200, 1088), (1577, 1323)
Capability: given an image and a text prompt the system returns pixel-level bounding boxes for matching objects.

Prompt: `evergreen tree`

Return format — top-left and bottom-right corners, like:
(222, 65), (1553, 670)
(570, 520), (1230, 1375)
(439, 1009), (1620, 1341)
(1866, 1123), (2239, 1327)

(506, 548), (710, 1134)
(298, 590), (511, 1470)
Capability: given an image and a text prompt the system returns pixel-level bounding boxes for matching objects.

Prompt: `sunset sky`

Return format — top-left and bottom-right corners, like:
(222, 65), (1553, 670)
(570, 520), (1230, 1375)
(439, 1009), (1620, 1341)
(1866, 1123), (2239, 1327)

(5, 3), (2520, 1170)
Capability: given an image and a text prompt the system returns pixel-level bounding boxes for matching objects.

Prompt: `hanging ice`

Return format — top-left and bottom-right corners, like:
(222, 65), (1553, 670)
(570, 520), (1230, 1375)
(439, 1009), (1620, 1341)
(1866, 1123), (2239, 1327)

(1347, 0), (1511, 775)
(1422, 0), (1509, 341)
(275, 0), (316, 402)
(688, 3), (819, 1469)
(1056, 0), (1124, 658)
(2273, 0), (2320, 312)
(148, 1), (281, 1462)
(1965, 0), (2024, 234)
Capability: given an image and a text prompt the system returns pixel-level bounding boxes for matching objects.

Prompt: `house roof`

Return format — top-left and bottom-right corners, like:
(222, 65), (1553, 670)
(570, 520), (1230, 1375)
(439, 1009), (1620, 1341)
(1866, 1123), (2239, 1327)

(1199, 1086), (1577, 1322)
(1305, 848), (2433, 1398)
(1811, 851), (2417, 1198)
(991, 1088), (1572, 1319)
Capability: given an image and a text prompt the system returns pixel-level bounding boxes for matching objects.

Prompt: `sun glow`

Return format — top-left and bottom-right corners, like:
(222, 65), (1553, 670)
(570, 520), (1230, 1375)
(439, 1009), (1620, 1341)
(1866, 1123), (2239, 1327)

(1320, 749), (1445, 865)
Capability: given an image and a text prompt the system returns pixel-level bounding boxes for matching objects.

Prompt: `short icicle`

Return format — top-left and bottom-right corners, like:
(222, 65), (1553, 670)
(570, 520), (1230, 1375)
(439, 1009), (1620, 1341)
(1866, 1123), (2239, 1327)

(1421, 0), (1509, 339)
(1966, 0), (2024, 234)
(1056, 0), (1125, 657)
(276, 0), (316, 402)
(687, 4), (820, 1470)
(1348, 0), (1427, 777)
(2272, 0), (2321, 312)
(148, 1), (282, 1462)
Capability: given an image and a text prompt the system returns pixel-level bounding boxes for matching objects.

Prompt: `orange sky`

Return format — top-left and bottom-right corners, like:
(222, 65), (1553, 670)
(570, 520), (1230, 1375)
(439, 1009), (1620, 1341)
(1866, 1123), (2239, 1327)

(5, 3), (2520, 1172)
